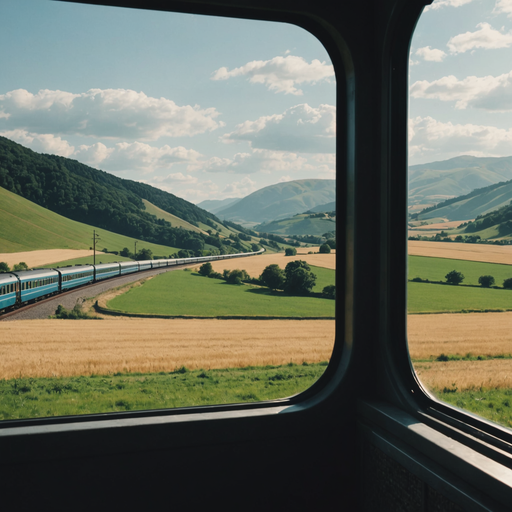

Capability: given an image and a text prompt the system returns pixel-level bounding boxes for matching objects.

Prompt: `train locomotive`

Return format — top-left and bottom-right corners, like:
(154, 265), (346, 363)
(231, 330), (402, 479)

(0, 248), (264, 314)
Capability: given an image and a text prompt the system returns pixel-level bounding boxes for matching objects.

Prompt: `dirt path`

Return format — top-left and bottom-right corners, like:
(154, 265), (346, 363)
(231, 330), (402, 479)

(0, 318), (335, 379)
(0, 249), (93, 268)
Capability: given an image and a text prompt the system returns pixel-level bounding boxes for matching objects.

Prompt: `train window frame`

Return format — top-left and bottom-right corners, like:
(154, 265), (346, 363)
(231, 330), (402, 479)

(0, 0), (351, 433)
(382, 0), (512, 468)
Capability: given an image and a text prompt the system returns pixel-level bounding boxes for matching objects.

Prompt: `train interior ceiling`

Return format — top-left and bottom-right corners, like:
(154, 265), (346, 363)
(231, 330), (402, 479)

(1, 0), (512, 510)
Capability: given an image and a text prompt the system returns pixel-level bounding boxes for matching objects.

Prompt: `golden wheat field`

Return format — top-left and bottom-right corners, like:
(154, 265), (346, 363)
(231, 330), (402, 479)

(408, 240), (512, 264)
(209, 249), (335, 276)
(0, 249), (93, 268)
(0, 319), (335, 379)
(409, 312), (512, 390)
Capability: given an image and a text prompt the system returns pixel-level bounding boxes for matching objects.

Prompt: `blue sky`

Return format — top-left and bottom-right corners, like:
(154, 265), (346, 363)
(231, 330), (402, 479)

(0, 1), (335, 203)
(410, 0), (512, 164)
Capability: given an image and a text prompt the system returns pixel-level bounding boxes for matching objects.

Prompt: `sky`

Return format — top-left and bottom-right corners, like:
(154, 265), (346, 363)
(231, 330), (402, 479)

(0, 1), (335, 204)
(409, 0), (512, 165)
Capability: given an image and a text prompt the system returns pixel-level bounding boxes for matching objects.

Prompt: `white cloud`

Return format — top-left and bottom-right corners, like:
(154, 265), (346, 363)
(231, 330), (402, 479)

(278, 175), (292, 183)
(447, 23), (512, 53)
(222, 176), (257, 197)
(211, 55), (334, 95)
(0, 129), (75, 157)
(415, 46), (446, 62)
(152, 173), (199, 184)
(409, 116), (512, 161)
(410, 71), (512, 110)
(494, 0), (512, 19)
(0, 88), (222, 140)
(425, 0), (474, 10)
(223, 103), (336, 153)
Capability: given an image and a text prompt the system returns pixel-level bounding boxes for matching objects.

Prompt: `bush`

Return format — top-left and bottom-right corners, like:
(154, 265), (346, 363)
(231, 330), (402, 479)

(0, 262), (10, 272)
(445, 270), (464, 285)
(208, 271), (224, 279)
(478, 275), (495, 288)
(326, 238), (336, 249)
(259, 264), (285, 291)
(53, 304), (100, 320)
(12, 262), (28, 271)
(198, 262), (213, 276)
(226, 269), (249, 285)
(319, 243), (331, 254)
(322, 285), (336, 299)
(503, 278), (512, 289)
(285, 247), (297, 256)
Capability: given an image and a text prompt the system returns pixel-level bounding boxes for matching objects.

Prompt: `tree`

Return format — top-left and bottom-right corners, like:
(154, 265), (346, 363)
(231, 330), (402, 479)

(322, 285), (336, 299)
(319, 243), (331, 254)
(0, 262), (10, 272)
(259, 264), (285, 291)
(503, 278), (512, 289)
(285, 247), (297, 256)
(135, 248), (153, 260)
(445, 270), (464, 285)
(251, 243), (260, 252)
(326, 239), (336, 249)
(284, 260), (317, 295)
(178, 249), (190, 258)
(226, 269), (248, 285)
(12, 262), (28, 271)
(478, 275), (495, 288)
(120, 247), (132, 258)
(199, 262), (213, 276)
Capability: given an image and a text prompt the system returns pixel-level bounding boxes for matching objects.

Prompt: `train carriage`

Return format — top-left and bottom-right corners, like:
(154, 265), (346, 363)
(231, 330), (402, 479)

(56, 265), (95, 291)
(94, 263), (121, 281)
(13, 268), (60, 303)
(0, 273), (19, 311)
(137, 260), (152, 271)
(119, 261), (139, 275)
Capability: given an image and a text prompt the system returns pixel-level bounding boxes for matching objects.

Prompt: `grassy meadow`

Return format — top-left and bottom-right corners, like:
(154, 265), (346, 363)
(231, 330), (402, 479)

(106, 269), (335, 318)
(0, 362), (327, 420)
(0, 185), (180, 255)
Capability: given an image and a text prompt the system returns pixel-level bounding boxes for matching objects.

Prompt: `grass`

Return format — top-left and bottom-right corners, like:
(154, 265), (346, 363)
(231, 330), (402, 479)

(107, 269), (335, 317)
(409, 255), (512, 286)
(308, 265), (335, 292)
(408, 281), (512, 313)
(433, 387), (512, 429)
(0, 185), (180, 255)
(142, 199), (207, 235)
(0, 362), (327, 420)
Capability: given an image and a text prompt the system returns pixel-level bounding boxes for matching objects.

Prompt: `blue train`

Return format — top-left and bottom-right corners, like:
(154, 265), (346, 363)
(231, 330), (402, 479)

(0, 248), (264, 314)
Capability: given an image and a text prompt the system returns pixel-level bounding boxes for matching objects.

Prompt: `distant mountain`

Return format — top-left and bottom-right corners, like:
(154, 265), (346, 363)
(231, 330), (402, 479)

(216, 179), (335, 224)
(416, 179), (512, 222)
(0, 136), (220, 251)
(197, 197), (241, 215)
(307, 201), (335, 214)
(409, 155), (512, 205)
(256, 213), (336, 236)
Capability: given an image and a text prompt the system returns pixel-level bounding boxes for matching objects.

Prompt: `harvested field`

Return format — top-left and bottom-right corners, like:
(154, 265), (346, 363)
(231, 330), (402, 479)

(408, 312), (512, 359)
(413, 220), (469, 230)
(209, 250), (335, 276)
(0, 319), (335, 379)
(0, 249), (93, 268)
(408, 241), (512, 264)
(414, 360), (512, 390)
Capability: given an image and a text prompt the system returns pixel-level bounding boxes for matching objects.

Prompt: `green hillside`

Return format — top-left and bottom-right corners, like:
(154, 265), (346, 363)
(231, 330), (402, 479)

(142, 200), (208, 235)
(0, 136), (218, 252)
(0, 186), (180, 255)
(256, 213), (336, 236)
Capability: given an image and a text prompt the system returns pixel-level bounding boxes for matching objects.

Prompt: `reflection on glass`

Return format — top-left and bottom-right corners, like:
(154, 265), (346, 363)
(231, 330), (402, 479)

(0, 1), (335, 420)
(408, 0), (512, 429)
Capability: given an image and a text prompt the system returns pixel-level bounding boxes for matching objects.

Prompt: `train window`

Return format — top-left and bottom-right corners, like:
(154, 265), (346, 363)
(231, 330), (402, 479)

(408, 0), (512, 431)
(0, 0), (336, 421)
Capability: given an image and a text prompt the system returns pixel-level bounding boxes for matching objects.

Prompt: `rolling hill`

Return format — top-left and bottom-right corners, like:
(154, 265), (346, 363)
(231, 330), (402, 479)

(409, 155), (512, 206)
(0, 136), (219, 251)
(256, 213), (336, 236)
(215, 179), (335, 225)
(0, 185), (180, 255)
(197, 197), (241, 215)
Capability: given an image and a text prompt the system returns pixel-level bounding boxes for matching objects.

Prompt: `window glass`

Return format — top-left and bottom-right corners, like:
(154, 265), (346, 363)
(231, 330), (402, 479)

(408, 0), (512, 430)
(0, 0), (336, 420)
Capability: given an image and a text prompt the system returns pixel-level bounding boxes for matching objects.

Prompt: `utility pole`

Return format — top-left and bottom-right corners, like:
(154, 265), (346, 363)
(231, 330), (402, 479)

(92, 230), (100, 265)
(134, 241), (138, 259)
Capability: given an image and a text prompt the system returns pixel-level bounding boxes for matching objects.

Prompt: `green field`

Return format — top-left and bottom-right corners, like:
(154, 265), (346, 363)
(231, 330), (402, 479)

(408, 281), (512, 313)
(107, 269), (335, 317)
(143, 199), (207, 235)
(0, 362), (327, 420)
(409, 255), (512, 286)
(0, 185), (180, 255)
(309, 265), (336, 293)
